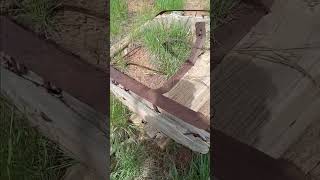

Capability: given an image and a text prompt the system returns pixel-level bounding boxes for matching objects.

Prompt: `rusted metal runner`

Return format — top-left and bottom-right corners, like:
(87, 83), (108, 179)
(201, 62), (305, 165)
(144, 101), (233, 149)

(111, 67), (209, 130)
(110, 21), (209, 131)
(156, 21), (207, 94)
(0, 16), (108, 114)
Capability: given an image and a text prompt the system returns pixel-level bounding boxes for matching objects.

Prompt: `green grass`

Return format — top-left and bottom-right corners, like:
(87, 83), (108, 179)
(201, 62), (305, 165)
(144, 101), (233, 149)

(111, 54), (129, 72)
(212, 0), (238, 31)
(169, 155), (210, 180)
(174, 154), (210, 180)
(110, 0), (187, 40)
(164, 143), (209, 180)
(110, 95), (147, 180)
(13, 0), (60, 37)
(112, 17), (193, 77)
(110, 94), (210, 180)
(138, 20), (192, 77)
(110, 0), (128, 36)
(133, 0), (186, 34)
(0, 96), (74, 180)
(155, 0), (185, 11)
(110, 2), (209, 177)
(111, 7), (193, 74)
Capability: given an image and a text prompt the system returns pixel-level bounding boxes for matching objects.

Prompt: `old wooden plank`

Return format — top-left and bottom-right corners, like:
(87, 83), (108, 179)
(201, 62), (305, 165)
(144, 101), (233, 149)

(164, 51), (210, 117)
(1, 66), (107, 179)
(110, 13), (210, 153)
(110, 82), (209, 154)
(214, 0), (320, 159)
(199, 99), (210, 120)
(121, 51), (210, 150)
(283, 117), (320, 176)
(0, 16), (108, 114)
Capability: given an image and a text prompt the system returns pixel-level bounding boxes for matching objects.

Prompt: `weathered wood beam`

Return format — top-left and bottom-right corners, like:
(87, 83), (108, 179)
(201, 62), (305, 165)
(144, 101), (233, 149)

(110, 82), (209, 154)
(214, 0), (320, 159)
(1, 66), (108, 179)
(0, 16), (108, 114)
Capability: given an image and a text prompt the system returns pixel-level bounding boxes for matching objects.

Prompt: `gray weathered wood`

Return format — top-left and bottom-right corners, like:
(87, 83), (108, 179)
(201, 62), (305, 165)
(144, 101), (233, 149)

(164, 51), (210, 118)
(1, 66), (107, 179)
(214, 0), (320, 160)
(110, 82), (209, 154)
(110, 13), (210, 153)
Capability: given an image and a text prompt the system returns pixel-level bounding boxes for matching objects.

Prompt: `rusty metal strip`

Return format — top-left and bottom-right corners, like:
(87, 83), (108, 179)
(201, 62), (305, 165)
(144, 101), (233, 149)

(156, 9), (210, 16)
(0, 16), (108, 114)
(110, 21), (209, 130)
(120, 20), (207, 94)
(110, 66), (209, 130)
(156, 21), (206, 94)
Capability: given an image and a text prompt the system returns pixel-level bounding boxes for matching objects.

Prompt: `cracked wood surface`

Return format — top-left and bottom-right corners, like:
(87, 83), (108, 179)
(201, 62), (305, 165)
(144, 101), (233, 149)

(110, 50), (210, 153)
(163, 51), (210, 121)
(110, 13), (210, 153)
(111, 82), (209, 154)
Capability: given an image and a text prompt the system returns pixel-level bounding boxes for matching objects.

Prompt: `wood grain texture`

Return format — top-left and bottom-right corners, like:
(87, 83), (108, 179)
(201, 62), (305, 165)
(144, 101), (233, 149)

(111, 82), (209, 154)
(164, 51), (210, 117)
(110, 50), (210, 153)
(214, 0), (320, 160)
(110, 14), (210, 153)
(1, 67), (108, 179)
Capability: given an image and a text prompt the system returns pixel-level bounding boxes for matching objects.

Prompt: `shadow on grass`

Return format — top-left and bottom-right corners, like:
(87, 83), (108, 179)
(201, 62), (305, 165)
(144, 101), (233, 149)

(0, 96), (74, 180)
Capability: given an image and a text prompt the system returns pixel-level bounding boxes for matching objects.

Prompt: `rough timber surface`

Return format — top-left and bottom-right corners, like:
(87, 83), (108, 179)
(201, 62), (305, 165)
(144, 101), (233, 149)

(164, 51), (210, 119)
(111, 13), (210, 152)
(110, 49), (210, 153)
(111, 82), (209, 154)
(213, 0), (320, 164)
(3, 0), (107, 68)
(50, 10), (107, 67)
(0, 66), (107, 179)
(49, 0), (107, 67)
(0, 16), (108, 114)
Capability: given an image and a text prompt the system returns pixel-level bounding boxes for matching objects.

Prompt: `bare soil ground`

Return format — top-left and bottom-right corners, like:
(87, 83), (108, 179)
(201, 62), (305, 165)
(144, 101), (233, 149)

(110, 0), (154, 46)
(1, 1), (107, 178)
(112, 0), (210, 90)
(184, 0), (209, 16)
(124, 46), (167, 89)
(49, 0), (107, 67)
(3, 0), (107, 68)
(128, 0), (154, 14)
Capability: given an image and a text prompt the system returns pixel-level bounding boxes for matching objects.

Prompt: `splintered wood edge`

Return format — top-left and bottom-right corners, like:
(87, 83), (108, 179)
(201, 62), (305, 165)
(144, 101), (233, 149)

(1, 66), (108, 179)
(111, 82), (209, 154)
